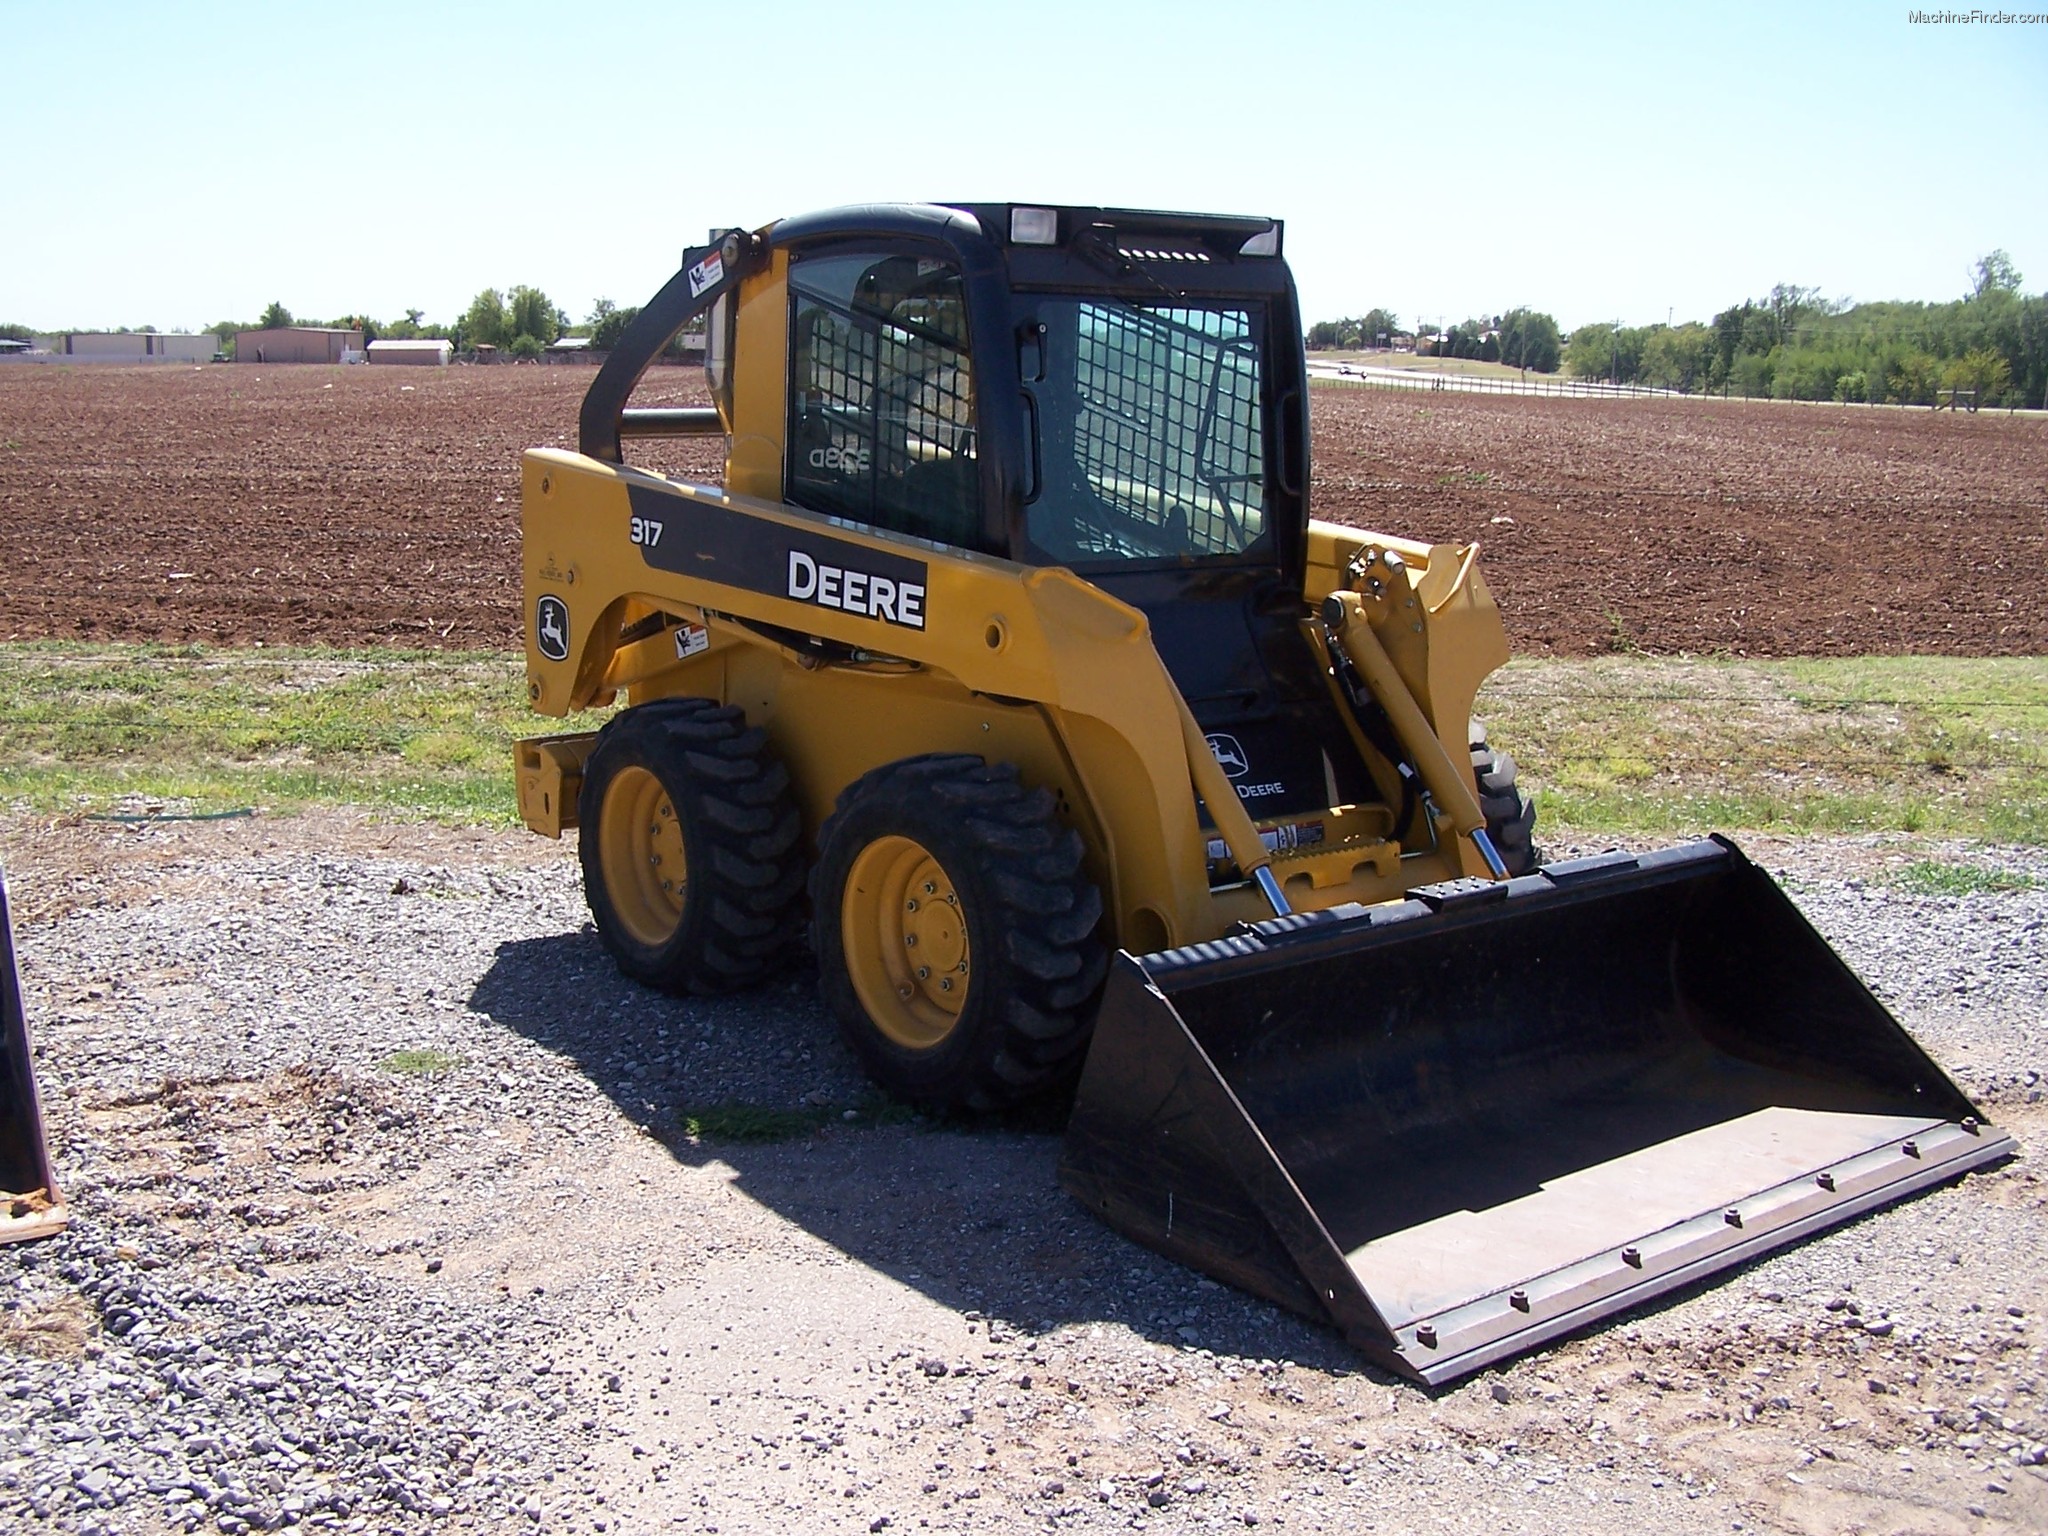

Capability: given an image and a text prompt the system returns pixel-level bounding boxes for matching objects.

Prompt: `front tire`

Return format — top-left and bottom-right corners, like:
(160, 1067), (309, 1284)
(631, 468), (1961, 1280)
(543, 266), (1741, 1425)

(811, 755), (1106, 1113)
(577, 699), (805, 993)
(1470, 722), (1540, 875)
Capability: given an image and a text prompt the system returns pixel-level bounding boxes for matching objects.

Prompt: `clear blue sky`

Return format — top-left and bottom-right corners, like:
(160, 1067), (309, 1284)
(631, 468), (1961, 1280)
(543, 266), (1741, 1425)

(4, 0), (2044, 336)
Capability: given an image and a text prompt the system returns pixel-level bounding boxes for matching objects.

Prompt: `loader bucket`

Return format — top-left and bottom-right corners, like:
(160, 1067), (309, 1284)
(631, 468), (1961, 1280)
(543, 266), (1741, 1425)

(0, 869), (67, 1245)
(1060, 838), (2012, 1384)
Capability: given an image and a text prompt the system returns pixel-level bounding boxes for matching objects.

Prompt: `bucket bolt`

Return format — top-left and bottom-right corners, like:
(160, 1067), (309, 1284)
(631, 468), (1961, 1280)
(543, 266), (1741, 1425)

(1816, 1171), (1836, 1191)
(1621, 1247), (1643, 1269)
(1509, 1290), (1530, 1313)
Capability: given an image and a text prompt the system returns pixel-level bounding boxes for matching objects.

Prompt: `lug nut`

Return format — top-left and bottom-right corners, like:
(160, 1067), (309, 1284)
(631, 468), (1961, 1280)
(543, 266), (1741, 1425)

(906, 898), (918, 912)
(939, 978), (953, 992)
(905, 933), (917, 948)
(917, 966), (930, 980)
(923, 881), (936, 894)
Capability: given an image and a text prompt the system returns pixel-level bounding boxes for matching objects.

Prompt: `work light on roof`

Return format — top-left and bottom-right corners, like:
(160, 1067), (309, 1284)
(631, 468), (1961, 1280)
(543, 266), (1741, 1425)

(1010, 207), (1059, 246)
(1239, 224), (1281, 257)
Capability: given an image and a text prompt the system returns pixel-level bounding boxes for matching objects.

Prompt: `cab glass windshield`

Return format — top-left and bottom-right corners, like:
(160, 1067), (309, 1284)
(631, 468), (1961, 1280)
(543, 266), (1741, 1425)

(1023, 299), (1268, 565)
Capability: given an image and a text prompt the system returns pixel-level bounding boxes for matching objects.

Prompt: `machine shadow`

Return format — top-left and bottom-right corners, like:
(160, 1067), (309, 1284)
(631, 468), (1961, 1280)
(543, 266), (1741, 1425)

(469, 929), (1359, 1375)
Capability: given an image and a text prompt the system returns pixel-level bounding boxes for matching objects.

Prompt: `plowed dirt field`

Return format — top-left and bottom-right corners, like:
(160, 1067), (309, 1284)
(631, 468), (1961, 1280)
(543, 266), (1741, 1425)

(1, 364), (2041, 656)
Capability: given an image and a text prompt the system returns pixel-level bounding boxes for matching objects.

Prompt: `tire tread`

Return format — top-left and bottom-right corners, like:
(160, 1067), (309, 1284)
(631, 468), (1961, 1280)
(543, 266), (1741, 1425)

(578, 698), (806, 995)
(811, 755), (1106, 1113)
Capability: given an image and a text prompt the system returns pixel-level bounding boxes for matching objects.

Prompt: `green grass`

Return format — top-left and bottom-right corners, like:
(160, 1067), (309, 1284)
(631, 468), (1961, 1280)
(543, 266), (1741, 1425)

(2, 641), (2043, 847)
(378, 1048), (466, 1077)
(1475, 655), (2048, 844)
(1890, 860), (2041, 897)
(1313, 351), (1542, 382)
(679, 1097), (924, 1142)
(0, 641), (537, 822)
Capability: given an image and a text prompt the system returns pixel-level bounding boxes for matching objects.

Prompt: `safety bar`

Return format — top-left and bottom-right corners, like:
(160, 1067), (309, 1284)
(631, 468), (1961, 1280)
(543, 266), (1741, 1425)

(578, 229), (763, 463)
(619, 407), (727, 439)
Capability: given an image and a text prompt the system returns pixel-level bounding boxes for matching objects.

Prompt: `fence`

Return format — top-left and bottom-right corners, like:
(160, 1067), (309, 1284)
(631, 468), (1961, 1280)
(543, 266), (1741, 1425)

(1308, 368), (1681, 400)
(1308, 368), (2041, 413)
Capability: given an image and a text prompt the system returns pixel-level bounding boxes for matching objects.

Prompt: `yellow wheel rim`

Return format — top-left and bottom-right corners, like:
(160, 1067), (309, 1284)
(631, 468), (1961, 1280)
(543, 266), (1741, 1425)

(597, 765), (687, 949)
(842, 834), (970, 1050)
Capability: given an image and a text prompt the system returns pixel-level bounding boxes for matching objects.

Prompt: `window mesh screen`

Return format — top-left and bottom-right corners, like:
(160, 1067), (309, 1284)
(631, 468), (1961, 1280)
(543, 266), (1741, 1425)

(788, 256), (978, 547)
(1070, 304), (1264, 557)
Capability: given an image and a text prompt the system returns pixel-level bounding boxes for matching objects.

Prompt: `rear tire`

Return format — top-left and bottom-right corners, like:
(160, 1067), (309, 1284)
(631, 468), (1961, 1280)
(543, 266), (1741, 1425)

(811, 755), (1106, 1113)
(1470, 722), (1540, 875)
(577, 699), (805, 993)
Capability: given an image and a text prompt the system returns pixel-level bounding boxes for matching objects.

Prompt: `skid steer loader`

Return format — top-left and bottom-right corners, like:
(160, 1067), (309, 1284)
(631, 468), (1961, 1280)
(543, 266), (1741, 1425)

(1, 869), (68, 1245)
(512, 204), (2010, 1383)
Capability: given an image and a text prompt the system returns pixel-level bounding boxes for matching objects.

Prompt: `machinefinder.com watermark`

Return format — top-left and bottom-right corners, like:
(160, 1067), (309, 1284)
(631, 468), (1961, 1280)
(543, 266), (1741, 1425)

(1909, 8), (2048, 19)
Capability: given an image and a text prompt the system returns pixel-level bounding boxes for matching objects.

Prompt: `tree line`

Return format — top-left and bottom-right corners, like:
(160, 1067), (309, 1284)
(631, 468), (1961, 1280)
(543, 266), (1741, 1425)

(223, 292), (706, 361)
(1561, 254), (2043, 407)
(199, 288), (574, 360)
(1, 290), (691, 362)
(1308, 251), (2046, 408)
(1308, 307), (1564, 373)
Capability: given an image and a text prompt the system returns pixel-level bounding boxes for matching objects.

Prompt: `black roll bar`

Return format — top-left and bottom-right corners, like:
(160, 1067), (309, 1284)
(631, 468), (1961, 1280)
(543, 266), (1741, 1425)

(577, 229), (765, 463)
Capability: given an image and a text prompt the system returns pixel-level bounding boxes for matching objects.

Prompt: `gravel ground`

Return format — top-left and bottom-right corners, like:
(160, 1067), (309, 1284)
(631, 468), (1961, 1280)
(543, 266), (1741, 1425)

(2, 812), (2043, 1535)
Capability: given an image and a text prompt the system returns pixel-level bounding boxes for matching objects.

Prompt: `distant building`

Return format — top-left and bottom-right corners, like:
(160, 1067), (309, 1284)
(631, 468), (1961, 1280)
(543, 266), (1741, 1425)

(234, 327), (363, 364)
(25, 332), (216, 363)
(546, 336), (596, 364)
(367, 339), (453, 366)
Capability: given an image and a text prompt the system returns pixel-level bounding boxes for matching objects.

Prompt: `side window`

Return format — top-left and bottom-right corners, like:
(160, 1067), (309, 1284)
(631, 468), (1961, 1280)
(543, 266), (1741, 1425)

(787, 251), (980, 548)
(1025, 300), (1268, 565)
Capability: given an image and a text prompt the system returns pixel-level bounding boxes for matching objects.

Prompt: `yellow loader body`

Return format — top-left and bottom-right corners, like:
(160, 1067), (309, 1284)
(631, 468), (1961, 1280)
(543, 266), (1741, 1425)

(510, 204), (2008, 1382)
(516, 449), (1508, 948)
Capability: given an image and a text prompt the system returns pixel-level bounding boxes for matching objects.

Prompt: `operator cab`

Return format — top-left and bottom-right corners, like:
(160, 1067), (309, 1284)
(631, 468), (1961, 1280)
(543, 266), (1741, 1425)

(760, 203), (1351, 831)
(784, 251), (981, 551)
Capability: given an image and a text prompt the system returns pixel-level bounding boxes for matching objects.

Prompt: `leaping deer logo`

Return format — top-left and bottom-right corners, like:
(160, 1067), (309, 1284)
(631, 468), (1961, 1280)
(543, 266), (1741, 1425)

(1205, 733), (1250, 779)
(536, 596), (570, 661)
